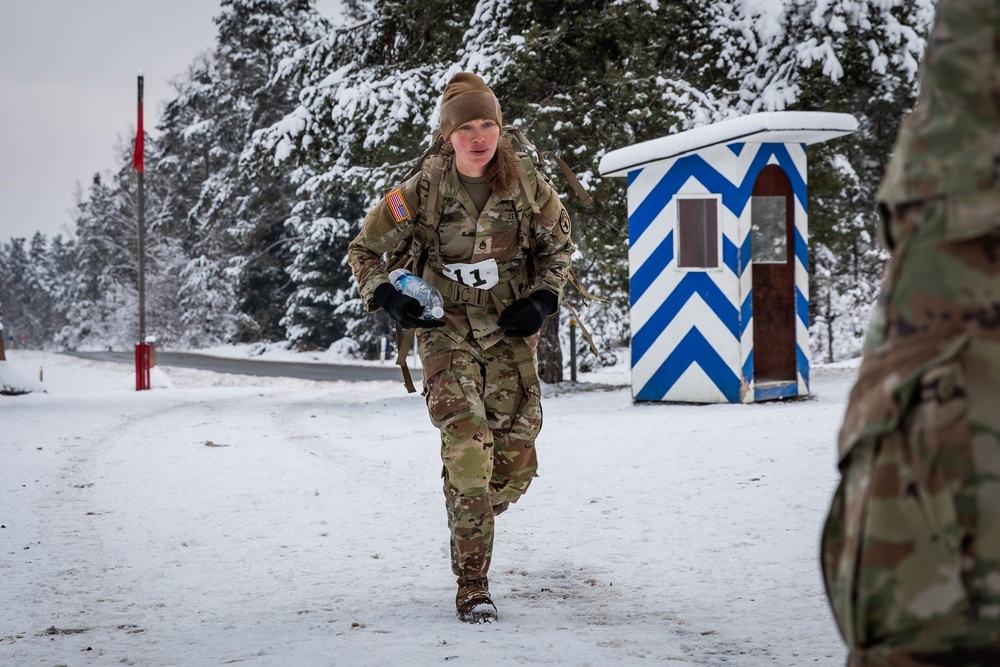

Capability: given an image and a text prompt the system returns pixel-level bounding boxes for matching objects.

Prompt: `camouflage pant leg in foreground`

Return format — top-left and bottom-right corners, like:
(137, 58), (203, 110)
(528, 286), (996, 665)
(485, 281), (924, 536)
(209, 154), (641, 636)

(419, 329), (541, 579)
(822, 200), (1000, 666)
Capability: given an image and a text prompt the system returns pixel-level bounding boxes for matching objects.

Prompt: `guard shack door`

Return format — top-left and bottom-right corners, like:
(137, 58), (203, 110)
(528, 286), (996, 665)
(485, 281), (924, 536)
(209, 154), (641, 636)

(751, 164), (796, 385)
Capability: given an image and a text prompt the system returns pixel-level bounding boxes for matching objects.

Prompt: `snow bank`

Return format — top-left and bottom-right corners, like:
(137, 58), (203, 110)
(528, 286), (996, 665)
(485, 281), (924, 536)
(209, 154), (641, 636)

(0, 358), (45, 395)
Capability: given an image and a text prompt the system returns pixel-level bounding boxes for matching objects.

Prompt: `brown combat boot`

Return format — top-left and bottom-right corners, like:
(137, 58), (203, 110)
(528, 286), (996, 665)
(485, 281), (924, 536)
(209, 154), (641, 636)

(456, 577), (497, 623)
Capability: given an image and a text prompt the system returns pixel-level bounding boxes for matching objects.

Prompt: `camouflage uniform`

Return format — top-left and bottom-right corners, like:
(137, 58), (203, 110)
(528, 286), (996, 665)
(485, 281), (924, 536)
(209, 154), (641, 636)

(821, 1), (1000, 664)
(348, 143), (574, 586)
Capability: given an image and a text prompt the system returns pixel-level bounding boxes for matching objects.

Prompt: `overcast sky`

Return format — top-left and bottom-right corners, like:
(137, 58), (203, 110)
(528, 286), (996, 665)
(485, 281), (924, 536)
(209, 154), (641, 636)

(0, 1), (342, 244)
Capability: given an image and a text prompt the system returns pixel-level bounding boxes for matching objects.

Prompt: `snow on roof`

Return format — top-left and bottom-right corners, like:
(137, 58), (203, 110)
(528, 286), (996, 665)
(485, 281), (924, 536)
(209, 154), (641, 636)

(599, 111), (858, 177)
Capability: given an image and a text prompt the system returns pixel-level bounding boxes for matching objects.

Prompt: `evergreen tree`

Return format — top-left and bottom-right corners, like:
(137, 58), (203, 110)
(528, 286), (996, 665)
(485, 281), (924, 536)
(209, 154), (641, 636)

(156, 53), (243, 346)
(467, 0), (728, 373)
(211, 0), (329, 343)
(45, 234), (76, 345)
(282, 211), (351, 349)
(280, 192), (368, 350)
(778, 0), (933, 361)
(152, 0), (331, 347)
(0, 238), (31, 347)
(0, 233), (74, 348)
(251, 0), (477, 357)
(57, 173), (131, 349)
(0, 0), (940, 360)
(22, 232), (55, 346)
(56, 138), (185, 350)
(253, 0), (474, 190)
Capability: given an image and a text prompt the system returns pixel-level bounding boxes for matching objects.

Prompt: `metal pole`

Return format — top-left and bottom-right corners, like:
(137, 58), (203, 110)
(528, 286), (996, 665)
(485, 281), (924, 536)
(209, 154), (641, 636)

(138, 172), (146, 343)
(569, 318), (577, 383)
(136, 75), (146, 346)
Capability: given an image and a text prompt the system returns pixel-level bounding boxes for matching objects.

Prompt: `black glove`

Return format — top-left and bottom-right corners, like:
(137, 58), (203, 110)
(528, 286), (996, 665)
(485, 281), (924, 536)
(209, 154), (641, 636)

(374, 283), (445, 329)
(497, 290), (558, 337)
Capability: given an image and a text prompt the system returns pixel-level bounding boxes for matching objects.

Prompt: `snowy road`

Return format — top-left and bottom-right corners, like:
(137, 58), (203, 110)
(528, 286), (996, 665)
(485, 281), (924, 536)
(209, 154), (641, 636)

(2, 351), (854, 666)
(65, 350), (417, 383)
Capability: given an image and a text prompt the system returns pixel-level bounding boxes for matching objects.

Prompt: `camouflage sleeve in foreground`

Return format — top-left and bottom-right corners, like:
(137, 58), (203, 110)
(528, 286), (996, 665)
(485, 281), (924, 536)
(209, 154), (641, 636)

(526, 172), (575, 300)
(820, 0), (1000, 653)
(346, 172), (422, 312)
(822, 192), (1000, 664)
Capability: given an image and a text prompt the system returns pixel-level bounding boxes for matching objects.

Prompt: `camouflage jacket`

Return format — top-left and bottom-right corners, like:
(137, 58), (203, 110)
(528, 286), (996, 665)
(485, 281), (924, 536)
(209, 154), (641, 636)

(822, 1), (1000, 660)
(347, 144), (575, 350)
(877, 0), (1000, 244)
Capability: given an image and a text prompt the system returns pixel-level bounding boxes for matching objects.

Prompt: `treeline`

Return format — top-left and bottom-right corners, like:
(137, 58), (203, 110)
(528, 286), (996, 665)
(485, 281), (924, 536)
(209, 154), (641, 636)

(1, 0), (933, 363)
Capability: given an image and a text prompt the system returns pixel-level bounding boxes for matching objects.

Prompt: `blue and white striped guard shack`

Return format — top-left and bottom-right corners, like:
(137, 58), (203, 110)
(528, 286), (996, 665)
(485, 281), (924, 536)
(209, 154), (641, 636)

(598, 111), (858, 403)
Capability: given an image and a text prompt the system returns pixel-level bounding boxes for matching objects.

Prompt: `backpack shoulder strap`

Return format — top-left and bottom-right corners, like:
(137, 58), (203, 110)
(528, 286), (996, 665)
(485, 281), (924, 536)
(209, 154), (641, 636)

(503, 128), (606, 359)
(394, 323), (418, 393)
(541, 149), (593, 207)
(509, 153), (540, 267)
(401, 130), (443, 183)
(389, 133), (447, 394)
(504, 125), (593, 207)
(423, 152), (449, 233)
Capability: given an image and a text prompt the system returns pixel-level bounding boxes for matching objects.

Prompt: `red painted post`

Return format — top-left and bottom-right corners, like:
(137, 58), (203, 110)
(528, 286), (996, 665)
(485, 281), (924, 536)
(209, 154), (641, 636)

(143, 344), (151, 390)
(135, 343), (151, 391)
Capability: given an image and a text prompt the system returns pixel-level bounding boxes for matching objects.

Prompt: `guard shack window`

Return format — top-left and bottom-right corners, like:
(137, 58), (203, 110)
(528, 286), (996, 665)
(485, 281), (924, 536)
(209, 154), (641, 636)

(677, 198), (719, 269)
(751, 196), (787, 263)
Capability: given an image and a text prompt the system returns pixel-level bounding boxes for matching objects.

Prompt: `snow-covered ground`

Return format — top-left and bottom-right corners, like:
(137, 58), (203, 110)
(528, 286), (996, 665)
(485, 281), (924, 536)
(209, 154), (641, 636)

(2, 349), (857, 666)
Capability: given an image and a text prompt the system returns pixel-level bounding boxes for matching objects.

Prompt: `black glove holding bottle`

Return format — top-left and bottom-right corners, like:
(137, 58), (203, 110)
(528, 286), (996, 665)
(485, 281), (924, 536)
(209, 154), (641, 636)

(497, 290), (558, 337)
(374, 283), (446, 329)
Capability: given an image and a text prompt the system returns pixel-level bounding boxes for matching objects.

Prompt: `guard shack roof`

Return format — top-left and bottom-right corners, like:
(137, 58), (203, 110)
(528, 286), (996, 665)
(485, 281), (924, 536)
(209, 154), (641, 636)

(598, 111), (859, 177)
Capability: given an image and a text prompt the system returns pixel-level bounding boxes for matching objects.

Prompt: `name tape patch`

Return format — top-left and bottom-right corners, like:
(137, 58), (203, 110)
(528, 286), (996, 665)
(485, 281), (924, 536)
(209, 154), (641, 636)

(386, 189), (411, 224)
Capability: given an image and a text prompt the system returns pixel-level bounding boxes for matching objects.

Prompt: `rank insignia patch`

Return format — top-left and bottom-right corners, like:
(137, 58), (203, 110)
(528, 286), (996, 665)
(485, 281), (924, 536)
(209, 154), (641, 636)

(386, 189), (411, 224)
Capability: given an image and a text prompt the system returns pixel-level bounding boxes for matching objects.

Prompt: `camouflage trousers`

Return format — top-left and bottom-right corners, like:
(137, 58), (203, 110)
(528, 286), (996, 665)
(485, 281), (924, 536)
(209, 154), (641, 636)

(418, 328), (541, 581)
(822, 199), (1000, 666)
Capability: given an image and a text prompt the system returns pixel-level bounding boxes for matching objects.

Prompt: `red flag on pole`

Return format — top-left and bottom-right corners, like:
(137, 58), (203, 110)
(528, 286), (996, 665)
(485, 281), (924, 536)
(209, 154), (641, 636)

(133, 73), (144, 173)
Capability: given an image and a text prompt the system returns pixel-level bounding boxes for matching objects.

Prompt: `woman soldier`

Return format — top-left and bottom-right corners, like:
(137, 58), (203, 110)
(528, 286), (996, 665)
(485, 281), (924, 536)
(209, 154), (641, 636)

(347, 72), (575, 623)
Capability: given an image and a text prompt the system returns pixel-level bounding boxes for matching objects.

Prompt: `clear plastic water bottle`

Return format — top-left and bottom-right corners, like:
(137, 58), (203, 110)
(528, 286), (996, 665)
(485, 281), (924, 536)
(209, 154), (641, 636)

(388, 269), (445, 320)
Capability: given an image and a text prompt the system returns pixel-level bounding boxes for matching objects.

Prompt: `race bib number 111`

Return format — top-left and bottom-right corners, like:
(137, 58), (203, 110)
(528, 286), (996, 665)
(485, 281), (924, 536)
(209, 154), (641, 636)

(442, 258), (500, 290)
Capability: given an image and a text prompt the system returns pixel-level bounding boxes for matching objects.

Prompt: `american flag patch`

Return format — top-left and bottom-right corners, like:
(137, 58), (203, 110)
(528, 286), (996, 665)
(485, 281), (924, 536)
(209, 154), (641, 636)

(386, 189), (411, 224)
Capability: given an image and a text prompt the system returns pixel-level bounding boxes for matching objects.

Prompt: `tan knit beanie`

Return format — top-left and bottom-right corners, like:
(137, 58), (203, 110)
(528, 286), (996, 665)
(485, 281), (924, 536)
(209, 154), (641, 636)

(439, 72), (502, 142)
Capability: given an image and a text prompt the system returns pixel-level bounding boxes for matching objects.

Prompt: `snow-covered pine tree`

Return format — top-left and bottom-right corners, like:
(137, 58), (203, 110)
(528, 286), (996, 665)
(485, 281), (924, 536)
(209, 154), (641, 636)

(20, 233), (57, 346)
(55, 137), (185, 351)
(184, 0), (329, 343)
(1, 230), (77, 350)
(156, 53), (243, 346)
(0, 238), (33, 347)
(56, 173), (131, 349)
(254, 0), (475, 192)
(281, 195), (366, 350)
(43, 234), (76, 344)
(255, 0), (731, 367)
(251, 0), (479, 357)
(498, 0), (933, 364)
(775, 0), (934, 361)
(458, 0), (733, 378)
